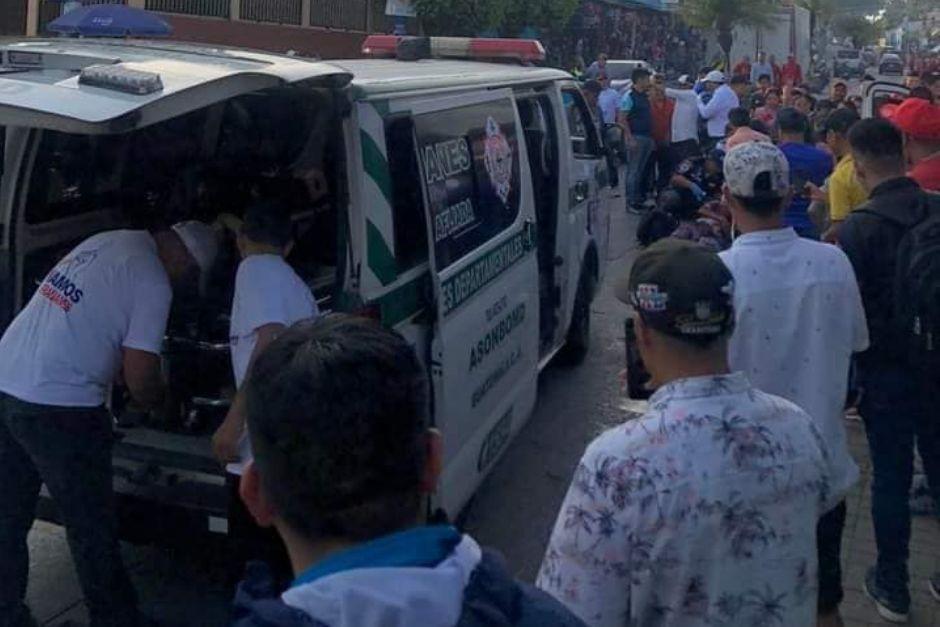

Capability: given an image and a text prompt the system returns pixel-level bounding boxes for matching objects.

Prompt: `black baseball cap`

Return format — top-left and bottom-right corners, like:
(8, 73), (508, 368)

(615, 239), (735, 340)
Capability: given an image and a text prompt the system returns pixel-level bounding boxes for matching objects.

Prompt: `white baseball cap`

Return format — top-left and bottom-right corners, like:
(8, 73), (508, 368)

(677, 74), (692, 86)
(704, 70), (726, 83)
(724, 141), (790, 200)
(171, 221), (219, 292)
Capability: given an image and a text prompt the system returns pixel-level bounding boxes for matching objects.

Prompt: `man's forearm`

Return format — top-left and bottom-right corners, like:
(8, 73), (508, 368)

(132, 380), (166, 411)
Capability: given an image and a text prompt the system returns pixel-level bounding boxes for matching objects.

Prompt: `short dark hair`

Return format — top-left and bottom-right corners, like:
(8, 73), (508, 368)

(245, 315), (429, 542)
(730, 74), (750, 86)
(632, 68), (652, 83)
(728, 107), (751, 128)
(848, 118), (904, 170)
(824, 107), (860, 136)
(758, 73), (772, 83)
(241, 199), (294, 249)
(777, 107), (809, 134)
(733, 187), (787, 218)
(749, 119), (771, 135)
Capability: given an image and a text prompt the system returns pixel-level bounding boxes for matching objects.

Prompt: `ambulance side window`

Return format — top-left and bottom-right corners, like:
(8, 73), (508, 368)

(413, 99), (522, 270)
(562, 89), (601, 158)
(385, 115), (429, 270)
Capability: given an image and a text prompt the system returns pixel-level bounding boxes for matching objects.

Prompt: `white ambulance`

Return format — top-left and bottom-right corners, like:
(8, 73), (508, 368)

(0, 35), (620, 540)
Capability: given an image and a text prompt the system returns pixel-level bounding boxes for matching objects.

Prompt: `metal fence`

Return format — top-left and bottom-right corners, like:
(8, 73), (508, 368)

(239, 0), (302, 24)
(310, 0), (368, 31)
(145, 0), (229, 18)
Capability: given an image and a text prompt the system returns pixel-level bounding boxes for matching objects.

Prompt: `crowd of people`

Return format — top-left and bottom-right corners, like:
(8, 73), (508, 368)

(1, 42), (939, 627)
(570, 56), (940, 626)
(581, 55), (940, 237)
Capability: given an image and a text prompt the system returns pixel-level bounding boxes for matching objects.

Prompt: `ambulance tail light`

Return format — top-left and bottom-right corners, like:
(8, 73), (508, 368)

(361, 36), (546, 64)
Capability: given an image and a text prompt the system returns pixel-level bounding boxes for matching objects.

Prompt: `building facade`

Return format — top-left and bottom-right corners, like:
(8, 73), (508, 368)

(10, 0), (416, 59)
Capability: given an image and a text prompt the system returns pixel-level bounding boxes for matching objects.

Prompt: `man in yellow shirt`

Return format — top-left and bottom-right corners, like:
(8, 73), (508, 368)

(823, 108), (867, 242)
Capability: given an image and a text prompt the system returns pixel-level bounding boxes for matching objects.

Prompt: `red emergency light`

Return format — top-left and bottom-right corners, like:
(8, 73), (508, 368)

(361, 36), (546, 64)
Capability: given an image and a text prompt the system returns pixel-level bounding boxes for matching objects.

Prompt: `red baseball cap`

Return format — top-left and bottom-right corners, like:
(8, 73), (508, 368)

(883, 97), (940, 141)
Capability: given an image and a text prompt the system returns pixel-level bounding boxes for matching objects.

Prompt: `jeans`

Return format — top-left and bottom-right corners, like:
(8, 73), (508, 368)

(860, 366), (940, 603)
(0, 394), (138, 627)
(626, 135), (654, 206)
(817, 501), (847, 613)
(670, 139), (701, 164)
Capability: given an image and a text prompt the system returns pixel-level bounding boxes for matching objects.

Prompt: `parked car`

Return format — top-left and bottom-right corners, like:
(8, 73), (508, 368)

(879, 53), (904, 77)
(834, 49), (865, 78)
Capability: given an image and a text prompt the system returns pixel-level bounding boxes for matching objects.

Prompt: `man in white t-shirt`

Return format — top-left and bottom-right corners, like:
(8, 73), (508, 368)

(719, 142), (869, 627)
(0, 222), (218, 627)
(211, 200), (318, 577)
(665, 75), (703, 163)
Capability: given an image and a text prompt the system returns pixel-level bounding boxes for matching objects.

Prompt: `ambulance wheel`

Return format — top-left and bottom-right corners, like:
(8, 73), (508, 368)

(559, 271), (594, 366)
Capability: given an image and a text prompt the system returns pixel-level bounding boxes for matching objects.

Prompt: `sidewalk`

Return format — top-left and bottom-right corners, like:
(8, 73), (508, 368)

(841, 419), (940, 626)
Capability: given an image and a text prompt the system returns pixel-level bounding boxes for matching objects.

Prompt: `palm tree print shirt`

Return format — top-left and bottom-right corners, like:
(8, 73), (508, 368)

(536, 372), (841, 627)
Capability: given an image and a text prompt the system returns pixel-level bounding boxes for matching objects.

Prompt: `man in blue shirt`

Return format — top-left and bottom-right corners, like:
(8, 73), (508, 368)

(231, 315), (585, 627)
(618, 68), (655, 213)
(776, 107), (833, 239)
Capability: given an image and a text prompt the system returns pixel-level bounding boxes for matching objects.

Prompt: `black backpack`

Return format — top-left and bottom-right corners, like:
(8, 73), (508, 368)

(889, 193), (940, 368)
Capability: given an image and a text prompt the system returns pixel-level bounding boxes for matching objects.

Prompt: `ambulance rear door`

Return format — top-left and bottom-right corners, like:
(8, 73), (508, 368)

(407, 89), (540, 516)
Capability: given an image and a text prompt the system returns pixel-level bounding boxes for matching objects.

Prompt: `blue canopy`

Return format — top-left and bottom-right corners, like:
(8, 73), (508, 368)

(47, 4), (172, 37)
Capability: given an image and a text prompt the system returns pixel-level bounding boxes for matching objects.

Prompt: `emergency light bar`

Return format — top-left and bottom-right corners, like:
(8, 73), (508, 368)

(361, 36), (546, 64)
(79, 64), (163, 95)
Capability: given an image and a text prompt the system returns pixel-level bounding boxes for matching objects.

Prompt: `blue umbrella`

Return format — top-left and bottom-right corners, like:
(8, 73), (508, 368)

(47, 4), (172, 37)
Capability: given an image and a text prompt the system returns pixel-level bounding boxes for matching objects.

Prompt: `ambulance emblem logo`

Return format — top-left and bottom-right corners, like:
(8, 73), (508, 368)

(483, 116), (513, 206)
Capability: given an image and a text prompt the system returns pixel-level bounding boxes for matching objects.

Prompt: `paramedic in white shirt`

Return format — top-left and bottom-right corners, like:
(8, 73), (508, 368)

(697, 71), (743, 148)
(211, 199), (319, 575)
(719, 142), (869, 627)
(0, 221), (219, 627)
(665, 74), (702, 162)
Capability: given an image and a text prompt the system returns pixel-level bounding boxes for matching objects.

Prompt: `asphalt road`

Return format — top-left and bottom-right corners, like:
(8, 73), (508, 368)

(24, 208), (643, 626)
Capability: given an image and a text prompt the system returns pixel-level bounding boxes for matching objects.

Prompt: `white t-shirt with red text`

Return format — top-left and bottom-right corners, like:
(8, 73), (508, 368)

(0, 230), (172, 407)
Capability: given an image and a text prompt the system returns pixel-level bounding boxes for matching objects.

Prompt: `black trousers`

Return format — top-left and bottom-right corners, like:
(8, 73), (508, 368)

(0, 394), (138, 627)
(817, 501), (848, 614)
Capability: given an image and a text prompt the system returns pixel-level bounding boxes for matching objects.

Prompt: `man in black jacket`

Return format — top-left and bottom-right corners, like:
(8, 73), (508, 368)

(840, 118), (940, 624)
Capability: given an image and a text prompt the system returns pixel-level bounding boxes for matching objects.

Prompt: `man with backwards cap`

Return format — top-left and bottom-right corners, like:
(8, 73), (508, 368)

(0, 221), (219, 627)
(884, 97), (940, 191)
(719, 141), (868, 627)
(537, 239), (840, 627)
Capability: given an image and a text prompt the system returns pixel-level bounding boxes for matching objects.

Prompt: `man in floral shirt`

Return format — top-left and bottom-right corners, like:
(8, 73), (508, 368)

(537, 239), (844, 627)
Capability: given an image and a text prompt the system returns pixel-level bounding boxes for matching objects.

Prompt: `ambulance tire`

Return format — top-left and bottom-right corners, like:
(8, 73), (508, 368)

(559, 271), (595, 366)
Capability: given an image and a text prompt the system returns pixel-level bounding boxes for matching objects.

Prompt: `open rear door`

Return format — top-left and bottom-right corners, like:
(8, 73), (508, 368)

(863, 81), (909, 119)
(409, 89), (540, 516)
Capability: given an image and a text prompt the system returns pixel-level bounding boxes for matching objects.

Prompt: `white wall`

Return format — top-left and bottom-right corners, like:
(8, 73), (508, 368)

(704, 6), (811, 74)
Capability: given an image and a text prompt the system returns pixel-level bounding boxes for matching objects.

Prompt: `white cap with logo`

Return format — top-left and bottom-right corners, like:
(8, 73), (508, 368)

(171, 221), (220, 293)
(704, 70), (726, 83)
(723, 141), (790, 200)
